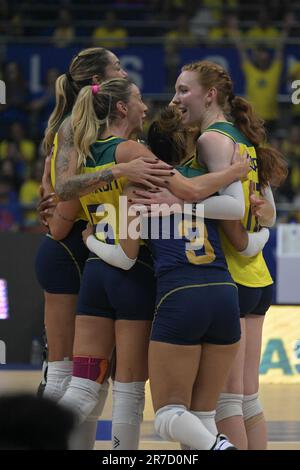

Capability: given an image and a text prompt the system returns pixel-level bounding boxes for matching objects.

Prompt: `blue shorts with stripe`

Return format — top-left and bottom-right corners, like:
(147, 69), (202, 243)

(77, 246), (156, 321)
(151, 265), (241, 346)
(35, 220), (89, 295)
(237, 283), (274, 317)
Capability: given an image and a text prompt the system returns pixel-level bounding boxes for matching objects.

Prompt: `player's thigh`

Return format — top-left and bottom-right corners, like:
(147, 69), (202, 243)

(149, 340), (201, 412)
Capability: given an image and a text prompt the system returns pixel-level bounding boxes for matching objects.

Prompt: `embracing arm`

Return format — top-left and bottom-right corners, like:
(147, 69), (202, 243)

(220, 220), (270, 257)
(54, 118), (124, 200)
(39, 154), (81, 240)
(250, 184), (276, 227)
(82, 187), (141, 270)
(48, 199), (82, 241)
(165, 135), (249, 203)
(54, 122), (173, 200)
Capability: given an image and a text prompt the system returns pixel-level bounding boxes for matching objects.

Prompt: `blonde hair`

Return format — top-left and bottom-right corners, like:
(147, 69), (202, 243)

(43, 47), (112, 154)
(71, 78), (133, 167)
(182, 61), (287, 187)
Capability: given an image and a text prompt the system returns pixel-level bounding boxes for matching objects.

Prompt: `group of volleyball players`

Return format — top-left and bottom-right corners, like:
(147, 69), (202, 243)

(35, 46), (287, 450)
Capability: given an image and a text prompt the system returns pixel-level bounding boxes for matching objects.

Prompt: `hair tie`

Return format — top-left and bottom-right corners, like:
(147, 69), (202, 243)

(92, 84), (100, 95)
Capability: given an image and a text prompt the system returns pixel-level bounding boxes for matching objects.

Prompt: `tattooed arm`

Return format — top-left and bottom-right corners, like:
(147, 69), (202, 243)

(54, 118), (121, 200)
(54, 120), (174, 200)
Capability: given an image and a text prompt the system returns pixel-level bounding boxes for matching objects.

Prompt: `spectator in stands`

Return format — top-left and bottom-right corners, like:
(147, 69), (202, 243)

(92, 11), (128, 49)
(0, 62), (27, 136)
(164, 13), (196, 91)
(165, 13), (196, 48)
(208, 10), (240, 44)
(284, 10), (300, 37)
(286, 39), (300, 125)
(52, 9), (75, 48)
(0, 393), (75, 449)
(0, 122), (36, 163)
(154, 0), (193, 20)
(1, 154), (23, 192)
(282, 127), (300, 199)
(282, 125), (300, 162)
(0, 0), (10, 36)
(19, 159), (43, 229)
(10, 12), (25, 37)
(235, 29), (286, 134)
(189, 3), (216, 39)
(246, 9), (280, 48)
(0, 177), (22, 231)
(202, 0), (238, 22)
(28, 68), (59, 138)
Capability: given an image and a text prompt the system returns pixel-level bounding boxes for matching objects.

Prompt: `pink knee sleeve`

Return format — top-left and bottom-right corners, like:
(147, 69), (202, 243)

(73, 356), (109, 383)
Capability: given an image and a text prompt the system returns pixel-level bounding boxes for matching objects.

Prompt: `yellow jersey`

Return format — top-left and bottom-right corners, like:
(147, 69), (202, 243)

(203, 122), (273, 287)
(79, 136), (128, 244)
(243, 59), (282, 121)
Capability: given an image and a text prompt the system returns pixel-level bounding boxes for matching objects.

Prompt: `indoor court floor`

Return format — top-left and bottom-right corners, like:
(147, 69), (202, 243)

(0, 369), (299, 450)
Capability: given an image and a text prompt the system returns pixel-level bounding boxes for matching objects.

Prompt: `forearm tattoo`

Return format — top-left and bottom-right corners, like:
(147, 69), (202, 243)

(56, 121), (73, 178)
(55, 120), (115, 200)
(58, 169), (115, 200)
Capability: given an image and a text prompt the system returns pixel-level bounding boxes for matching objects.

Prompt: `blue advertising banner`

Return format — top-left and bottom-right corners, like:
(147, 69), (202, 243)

(5, 44), (300, 96)
(5, 45), (165, 94)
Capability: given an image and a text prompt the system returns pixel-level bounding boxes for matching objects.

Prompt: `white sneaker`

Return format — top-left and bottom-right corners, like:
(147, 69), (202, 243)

(211, 433), (237, 450)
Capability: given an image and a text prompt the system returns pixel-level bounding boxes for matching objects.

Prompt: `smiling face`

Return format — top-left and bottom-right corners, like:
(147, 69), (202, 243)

(125, 84), (148, 133)
(172, 71), (208, 127)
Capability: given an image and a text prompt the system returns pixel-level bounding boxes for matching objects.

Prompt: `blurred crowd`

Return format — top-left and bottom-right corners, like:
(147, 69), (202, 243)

(1, 0), (300, 231)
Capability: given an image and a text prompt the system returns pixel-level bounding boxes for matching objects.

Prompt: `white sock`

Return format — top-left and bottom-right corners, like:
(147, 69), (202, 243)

(59, 376), (101, 424)
(191, 410), (218, 435)
(43, 360), (73, 402)
(69, 380), (110, 450)
(181, 410), (218, 450)
(155, 405), (216, 450)
(112, 381), (145, 450)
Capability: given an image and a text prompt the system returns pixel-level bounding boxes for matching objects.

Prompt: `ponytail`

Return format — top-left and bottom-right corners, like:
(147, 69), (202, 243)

(71, 86), (100, 167)
(231, 96), (265, 146)
(72, 78), (133, 168)
(43, 74), (76, 154)
(43, 47), (112, 155)
(231, 96), (288, 188)
(256, 146), (288, 188)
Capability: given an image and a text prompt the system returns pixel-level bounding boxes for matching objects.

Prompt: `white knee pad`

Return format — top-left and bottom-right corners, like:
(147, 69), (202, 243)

(154, 405), (186, 441)
(43, 360), (73, 402)
(215, 393), (243, 422)
(59, 376), (101, 424)
(87, 380), (110, 422)
(112, 381), (145, 425)
(243, 393), (263, 421)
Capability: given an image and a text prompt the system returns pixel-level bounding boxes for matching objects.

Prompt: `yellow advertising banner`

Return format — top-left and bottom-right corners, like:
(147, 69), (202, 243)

(259, 306), (300, 383)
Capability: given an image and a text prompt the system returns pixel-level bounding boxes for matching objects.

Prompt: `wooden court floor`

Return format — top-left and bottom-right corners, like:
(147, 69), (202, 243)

(0, 370), (299, 450)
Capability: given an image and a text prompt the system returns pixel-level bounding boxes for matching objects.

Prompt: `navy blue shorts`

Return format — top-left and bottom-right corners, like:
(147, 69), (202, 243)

(77, 246), (156, 321)
(237, 283), (274, 318)
(151, 266), (241, 346)
(35, 220), (89, 295)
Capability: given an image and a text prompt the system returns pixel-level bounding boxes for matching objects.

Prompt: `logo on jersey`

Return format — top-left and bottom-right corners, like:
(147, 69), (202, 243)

(249, 157), (258, 172)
